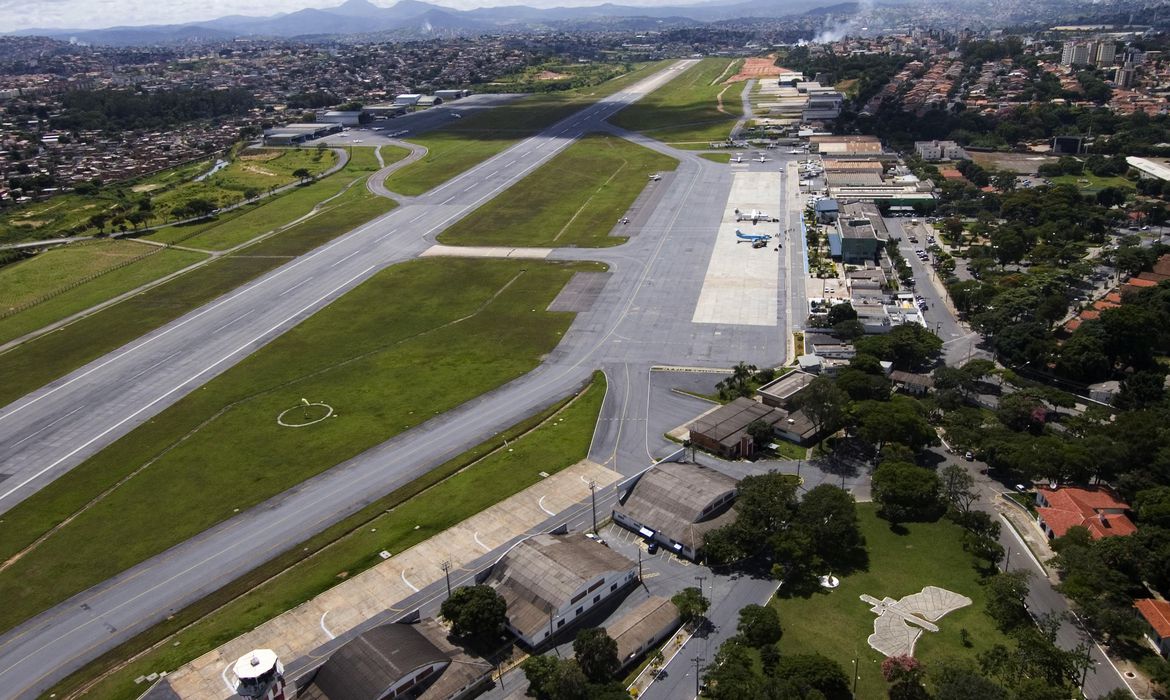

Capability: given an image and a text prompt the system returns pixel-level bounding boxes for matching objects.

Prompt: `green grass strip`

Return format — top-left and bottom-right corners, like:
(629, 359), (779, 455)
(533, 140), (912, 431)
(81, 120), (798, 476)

(48, 371), (606, 700)
(609, 58), (743, 145)
(0, 258), (602, 636)
(0, 150), (395, 408)
(439, 133), (677, 248)
(384, 61), (670, 197)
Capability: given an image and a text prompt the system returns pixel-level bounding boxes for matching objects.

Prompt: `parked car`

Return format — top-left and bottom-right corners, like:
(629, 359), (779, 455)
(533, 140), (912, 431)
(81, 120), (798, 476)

(964, 451), (974, 461)
(646, 541), (659, 555)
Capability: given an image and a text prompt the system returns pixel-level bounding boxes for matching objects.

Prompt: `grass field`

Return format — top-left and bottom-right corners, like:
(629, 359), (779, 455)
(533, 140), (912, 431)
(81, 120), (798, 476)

(384, 61), (670, 196)
(0, 257), (601, 635)
(438, 133), (677, 248)
(0, 148), (337, 244)
(0, 149), (396, 408)
(0, 245), (207, 344)
(609, 58), (743, 146)
(53, 371), (607, 700)
(1049, 173), (1136, 195)
(700, 153), (732, 163)
(773, 505), (1008, 699)
(145, 146), (394, 250)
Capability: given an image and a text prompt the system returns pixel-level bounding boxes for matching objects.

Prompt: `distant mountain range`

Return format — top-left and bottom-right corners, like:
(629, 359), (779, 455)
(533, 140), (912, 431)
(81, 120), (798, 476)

(8, 0), (860, 45)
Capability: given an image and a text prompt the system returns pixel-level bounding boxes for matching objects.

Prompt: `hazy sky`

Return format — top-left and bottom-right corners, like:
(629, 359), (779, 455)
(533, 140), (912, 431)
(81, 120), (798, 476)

(4, 0), (705, 31)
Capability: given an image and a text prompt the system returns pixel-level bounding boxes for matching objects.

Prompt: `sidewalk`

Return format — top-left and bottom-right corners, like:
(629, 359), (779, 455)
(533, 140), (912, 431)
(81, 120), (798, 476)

(161, 460), (620, 699)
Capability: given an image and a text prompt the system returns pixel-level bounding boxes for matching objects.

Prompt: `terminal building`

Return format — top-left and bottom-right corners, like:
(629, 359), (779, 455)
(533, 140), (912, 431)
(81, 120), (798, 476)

(613, 462), (739, 561)
(485, 533), (637, 647)
(262, 122), (342, 146)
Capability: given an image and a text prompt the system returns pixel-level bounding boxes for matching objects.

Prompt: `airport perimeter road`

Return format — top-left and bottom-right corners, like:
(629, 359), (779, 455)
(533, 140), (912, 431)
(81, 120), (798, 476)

(0, 61), (805, 699)
(0, 60), (695, 519)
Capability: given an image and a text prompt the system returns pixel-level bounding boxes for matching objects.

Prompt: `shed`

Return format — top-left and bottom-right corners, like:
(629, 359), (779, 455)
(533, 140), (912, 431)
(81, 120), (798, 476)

(613, 462), (738, 560)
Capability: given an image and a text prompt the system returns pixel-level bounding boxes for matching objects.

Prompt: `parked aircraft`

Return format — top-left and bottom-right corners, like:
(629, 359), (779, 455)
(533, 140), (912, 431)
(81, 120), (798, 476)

(731, 154), (743, 163)
(649, 173), (662, 181)
(736, 228), (772, 243)
(735, 208), (771, 224)
(755, 155), (769, 163)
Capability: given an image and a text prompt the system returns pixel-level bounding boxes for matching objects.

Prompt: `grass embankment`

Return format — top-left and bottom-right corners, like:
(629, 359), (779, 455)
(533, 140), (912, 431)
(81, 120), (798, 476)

(773, 505), (1009, 699)
(0, 257), (601, 635)
(700, 153), (733, 164)
(0, 243), (207, 344)
(0, 148), (395, 407)
(385, 61), (670, 196)
(0, 148), (336, 244)
(609, 57), (743, 148)
(439, 133), (677, 248)
(51, 371), (607, 700)
(1049, 173), (1136, 196)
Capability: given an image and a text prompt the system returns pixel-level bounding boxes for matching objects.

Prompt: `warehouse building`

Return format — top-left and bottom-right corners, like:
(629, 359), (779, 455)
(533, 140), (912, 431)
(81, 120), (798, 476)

(486, 534), (637, 648)
(613, 462), (738, 561)
(294, 619), (491, 700)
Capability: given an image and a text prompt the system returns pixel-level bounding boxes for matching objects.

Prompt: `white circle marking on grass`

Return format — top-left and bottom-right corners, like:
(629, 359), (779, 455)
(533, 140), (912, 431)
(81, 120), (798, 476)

(276, 402), (334, 427)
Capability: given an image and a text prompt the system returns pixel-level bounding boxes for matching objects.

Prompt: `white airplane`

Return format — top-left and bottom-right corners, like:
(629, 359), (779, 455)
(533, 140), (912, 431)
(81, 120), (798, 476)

(735, 209), (770, 224)
(755, 155), (769, 163)
(736, 228), (772, 243)
(649, 173), (662, 181)
(731, 154), (743, 163)
(788, 149), (802, 154)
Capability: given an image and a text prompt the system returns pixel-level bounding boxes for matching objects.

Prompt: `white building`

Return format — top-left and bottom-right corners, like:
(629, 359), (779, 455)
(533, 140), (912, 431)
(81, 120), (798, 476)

(914, 140), (969, 162)
(1062, 41), (1093, 66)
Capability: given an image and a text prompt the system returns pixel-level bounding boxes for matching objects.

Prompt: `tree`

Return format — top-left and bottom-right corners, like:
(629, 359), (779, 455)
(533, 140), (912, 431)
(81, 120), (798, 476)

(799, 376), (849, 447)
(983, 570), (1032, 632)
(855, 323), (943, 371)
(871, 461), (943, 524)
(439, 585), (506, 645)
(745, 419), (775, 454)
(704, 639), (765, 700)
(573, 628), (618, 683)
(857, 396), (939, 452)
(717, 361), (758, 401)
(292, 167), (312, 183)
(737, 604), (783, 647)
(523, 655), (562, 699)
(772, 653), (852, 700)
(826, 302), (858, 326)
(794, 484), (865, 571)
(940, 463), (977, 513)
(672, 587), (709, 628)
(930, 660), (1007, 700)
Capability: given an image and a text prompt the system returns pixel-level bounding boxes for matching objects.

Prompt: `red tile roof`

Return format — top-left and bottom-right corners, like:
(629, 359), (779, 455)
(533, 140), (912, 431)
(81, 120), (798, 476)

(1136, 599), (1170, 639)
(1037, 486), (1136, 539)
(1079, 310), (1100, 321)
(1127, 277), (1158, 288)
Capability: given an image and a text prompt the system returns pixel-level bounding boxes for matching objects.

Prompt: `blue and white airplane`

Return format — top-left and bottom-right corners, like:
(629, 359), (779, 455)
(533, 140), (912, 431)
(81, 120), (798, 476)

(735, 228), (772, 243)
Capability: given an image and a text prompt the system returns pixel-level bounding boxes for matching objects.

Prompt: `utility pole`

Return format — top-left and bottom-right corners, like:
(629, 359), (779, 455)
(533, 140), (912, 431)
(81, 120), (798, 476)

(638, 548), (643, 582)
(694, 575), (707, 600)
(440, 560), (452, 599)
(588, 480), (598, 535)
(692, 656), (705, 697)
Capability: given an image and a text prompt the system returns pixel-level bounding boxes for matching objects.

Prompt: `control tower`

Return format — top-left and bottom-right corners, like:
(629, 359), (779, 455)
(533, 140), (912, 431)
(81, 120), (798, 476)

(232, 649), (286, 700)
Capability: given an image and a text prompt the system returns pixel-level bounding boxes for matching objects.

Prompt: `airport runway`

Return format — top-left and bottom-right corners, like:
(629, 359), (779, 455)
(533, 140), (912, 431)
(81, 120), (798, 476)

(0, 61), (810, 699)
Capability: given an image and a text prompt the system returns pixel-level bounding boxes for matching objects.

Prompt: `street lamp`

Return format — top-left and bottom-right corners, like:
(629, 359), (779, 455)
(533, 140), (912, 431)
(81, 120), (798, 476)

(440, 560), (452, 599)
(588, 480), (598, 535)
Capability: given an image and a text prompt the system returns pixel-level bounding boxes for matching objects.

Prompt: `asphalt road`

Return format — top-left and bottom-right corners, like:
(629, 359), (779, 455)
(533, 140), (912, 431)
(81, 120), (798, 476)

(0, 59), (813, 699)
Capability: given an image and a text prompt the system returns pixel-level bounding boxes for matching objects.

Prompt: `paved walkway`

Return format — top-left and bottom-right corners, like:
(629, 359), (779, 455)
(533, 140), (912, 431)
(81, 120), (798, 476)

(161, 460), (619, 699)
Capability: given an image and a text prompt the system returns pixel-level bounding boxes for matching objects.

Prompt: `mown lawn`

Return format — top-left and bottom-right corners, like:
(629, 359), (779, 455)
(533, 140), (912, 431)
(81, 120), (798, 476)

(700, 153), (732, 163)
(772, 505), (1007, 699)
(609, 58), (743, 146)
(0, 257), (602, 636)
(1049, 173), (1136, 195)
(0, 152), (396, 408)
(56, 372), (607, 700)
(439, 133), (677, 248)
(385, 61), (670, 196)
(0, 245), (207, 344)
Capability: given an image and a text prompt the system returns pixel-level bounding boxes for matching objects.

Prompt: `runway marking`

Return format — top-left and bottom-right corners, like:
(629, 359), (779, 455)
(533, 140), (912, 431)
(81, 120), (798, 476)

(538, 496), (555, 515)
(221, 662), (235, 694)
(126, 350), (184, 381)
(0, 267), (375, 508)
(441, 195), (456, 205)
(10, 405), (85, 449)
(211, 311), (253, 335)
(401, 569), (419, 592)
(320, 611), (335, 639)
(474, 532), (491, 552)
(409, 212), (427, 223)
(277, 277), (314, 297)
(329, 250), (361, 269)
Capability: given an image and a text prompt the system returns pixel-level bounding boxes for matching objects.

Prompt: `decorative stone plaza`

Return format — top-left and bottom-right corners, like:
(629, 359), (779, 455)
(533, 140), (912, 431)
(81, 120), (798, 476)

(860, 586), (973, 657)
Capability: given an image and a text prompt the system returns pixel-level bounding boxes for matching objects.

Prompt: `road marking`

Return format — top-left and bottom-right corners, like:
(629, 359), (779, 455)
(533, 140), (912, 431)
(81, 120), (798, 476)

(329, 250), (360, 269)
(126, 350), (184, 381)
(278, 277), (314, 297)
(401, 569), (419, 592)
(0, 267), (375, 508)
(474, 532), (491, 552)
(538, 495), (555, 515)
(409, 213), (427, 223)
(210, 311), (254, 335)
(441, 195), (456, 205)
(320, 611), (335, 640)
(9, 405), (85, 449)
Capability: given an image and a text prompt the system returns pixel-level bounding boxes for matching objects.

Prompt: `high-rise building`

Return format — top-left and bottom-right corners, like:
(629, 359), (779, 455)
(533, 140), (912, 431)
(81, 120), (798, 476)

(1062, 41), (1093, 66)
(1116, 63), (1137, 89)
(1095, 42), (1117, 66)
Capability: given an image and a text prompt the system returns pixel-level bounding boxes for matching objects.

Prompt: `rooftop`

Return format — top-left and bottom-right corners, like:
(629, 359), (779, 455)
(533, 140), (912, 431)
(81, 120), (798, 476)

(756, 370), (817, 405)
(615, 462), (738, 553)
(1037, 485), (1136, 540)
(1136, 599), (1170, 639)
(605, 596), (681, 667)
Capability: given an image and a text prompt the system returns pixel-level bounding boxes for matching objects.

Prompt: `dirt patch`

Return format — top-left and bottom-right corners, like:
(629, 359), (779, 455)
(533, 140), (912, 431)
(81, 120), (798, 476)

(534, 70), (571, 81)
(239, 149), (283, 162)
(241, 164), (278, 177)
(727, 55), (786, 82)
(970, 151), (1058, 175)
(131, 183), (162, 193)
(10, 220), (47, 228)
